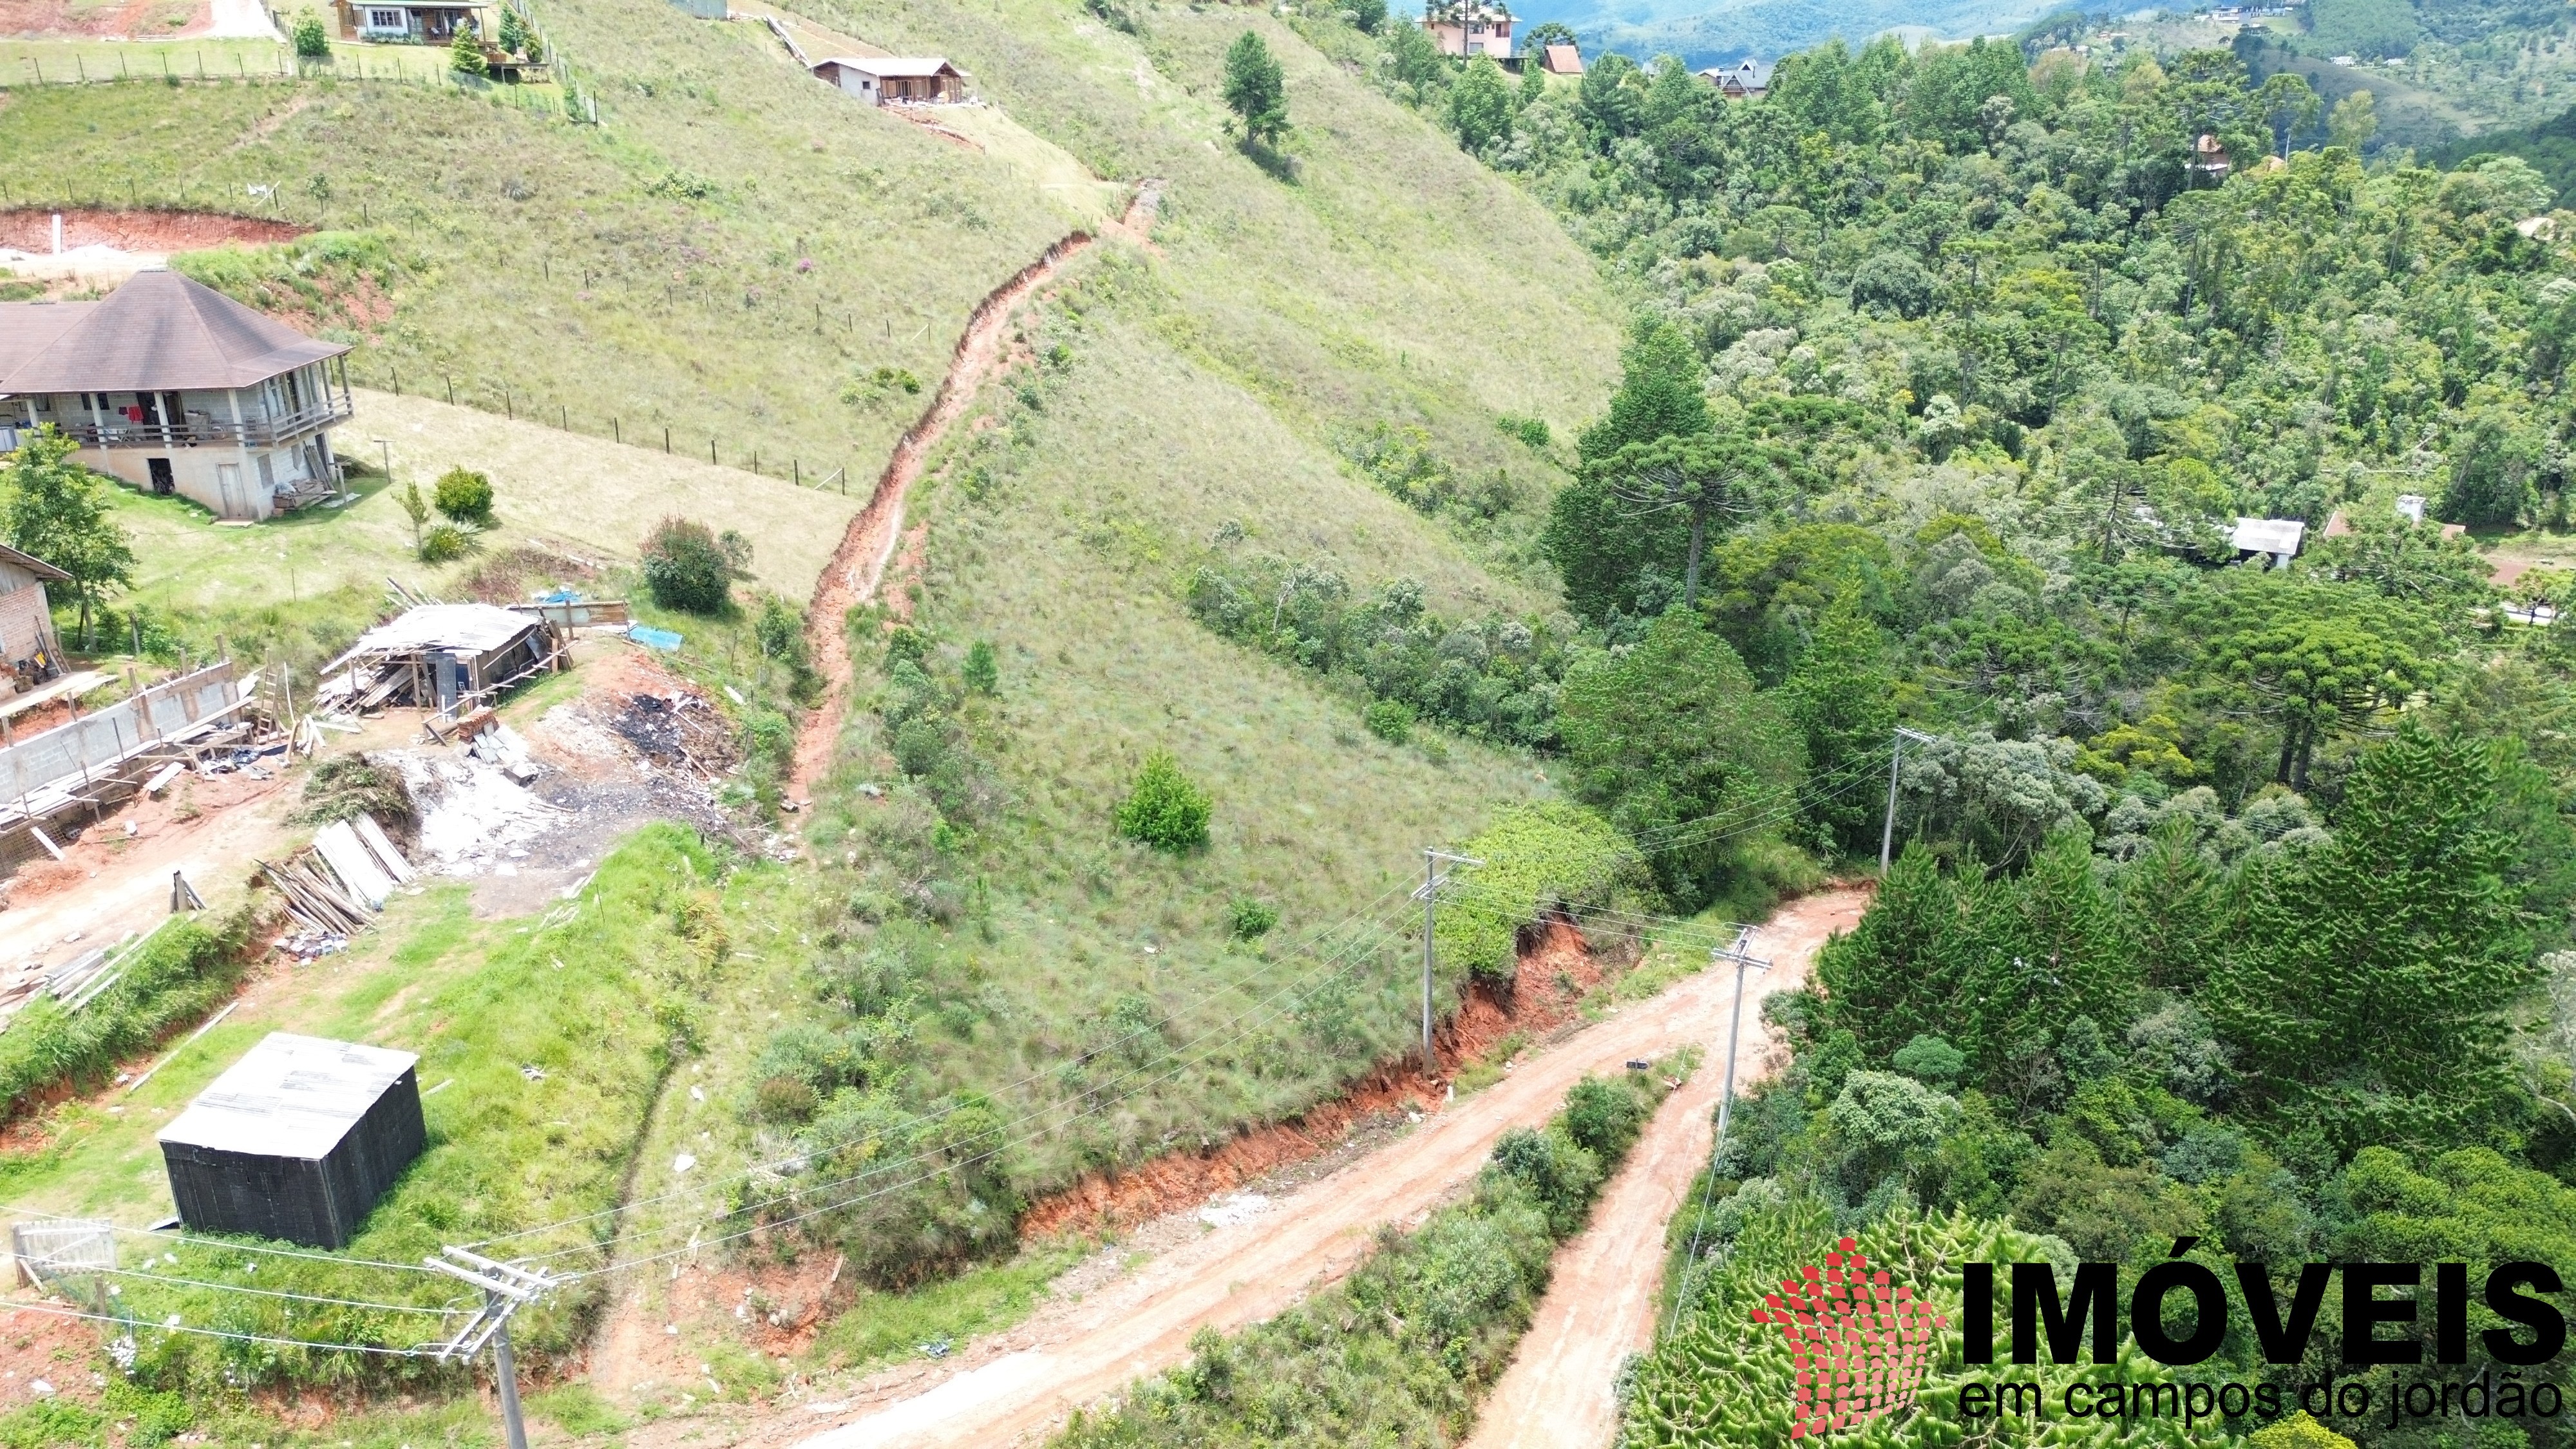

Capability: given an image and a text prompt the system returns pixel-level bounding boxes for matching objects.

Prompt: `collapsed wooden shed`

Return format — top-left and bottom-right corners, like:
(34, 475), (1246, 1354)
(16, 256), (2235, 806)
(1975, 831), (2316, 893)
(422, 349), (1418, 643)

(313, 604), (559, 717)
(156, 1033), (426, 1249)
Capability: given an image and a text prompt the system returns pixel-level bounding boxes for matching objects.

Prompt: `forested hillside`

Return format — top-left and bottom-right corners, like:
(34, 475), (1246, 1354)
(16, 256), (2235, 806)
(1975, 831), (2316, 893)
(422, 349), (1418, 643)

(1262, 20), (2576, 1448)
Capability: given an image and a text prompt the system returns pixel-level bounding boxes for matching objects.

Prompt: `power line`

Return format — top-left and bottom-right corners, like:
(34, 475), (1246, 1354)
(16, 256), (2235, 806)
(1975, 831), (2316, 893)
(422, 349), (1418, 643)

(460, 880), (1423, 1256)
(95, 1267), (471, 1318)
(0, 1296), (441, 1358)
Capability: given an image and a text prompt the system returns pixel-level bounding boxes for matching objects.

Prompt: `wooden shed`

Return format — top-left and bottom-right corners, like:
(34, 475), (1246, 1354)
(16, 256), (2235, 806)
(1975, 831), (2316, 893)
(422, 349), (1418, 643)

(810, 55), (968, 104)
(157, 1034), (426, 1249)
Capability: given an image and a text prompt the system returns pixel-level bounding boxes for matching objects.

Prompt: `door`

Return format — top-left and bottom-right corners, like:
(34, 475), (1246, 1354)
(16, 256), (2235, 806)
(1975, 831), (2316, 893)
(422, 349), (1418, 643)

(147, 458), (175, 496)
(215, 463), (242, 517)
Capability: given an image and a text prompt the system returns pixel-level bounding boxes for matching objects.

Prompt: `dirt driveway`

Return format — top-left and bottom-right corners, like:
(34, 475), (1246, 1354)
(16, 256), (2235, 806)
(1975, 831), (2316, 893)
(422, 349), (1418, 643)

(764, 888), (1866, 1449)
(1461, 888), (1864, 1449)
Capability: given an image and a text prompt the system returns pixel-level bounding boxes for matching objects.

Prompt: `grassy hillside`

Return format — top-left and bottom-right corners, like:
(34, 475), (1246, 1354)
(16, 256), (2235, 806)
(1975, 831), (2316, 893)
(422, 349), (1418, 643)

(0, 0), (1628, 1397)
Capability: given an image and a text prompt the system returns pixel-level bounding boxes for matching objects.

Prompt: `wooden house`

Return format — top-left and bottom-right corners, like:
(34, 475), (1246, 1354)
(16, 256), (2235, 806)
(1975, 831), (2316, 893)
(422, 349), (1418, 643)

(0, 270), (354, 522)
(810, 55), (968, 104)
(0, 544), (68, 699)
(1539, 42), (1584, 75)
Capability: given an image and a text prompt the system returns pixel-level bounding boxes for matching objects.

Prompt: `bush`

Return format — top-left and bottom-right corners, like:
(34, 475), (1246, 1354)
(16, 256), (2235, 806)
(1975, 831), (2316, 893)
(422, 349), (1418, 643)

(292, 753), (412, 833)
(448, 19), (486, 75)
(641, 516), (732, 614)
(962, 639), (999, 694)
(754, 1074), (819, 1122)
(1115, 750), (1212, 852)
(290, 10), (330, 57)
(417, 521), (480, 564)
(0, 910), (252, 1126)
(1363, 697), (1415, 743)
(1227, 897), (1279, 939)
(1485, 1124), (1602, 1235)
(1562, 1074), (1651, 1158)
(1499, 412), (1550, 449)
(433, 466), (496, 524)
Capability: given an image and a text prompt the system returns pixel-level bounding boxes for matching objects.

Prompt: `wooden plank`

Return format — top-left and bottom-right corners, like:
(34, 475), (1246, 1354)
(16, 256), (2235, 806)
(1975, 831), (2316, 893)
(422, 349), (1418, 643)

(354, 814), (415, 884)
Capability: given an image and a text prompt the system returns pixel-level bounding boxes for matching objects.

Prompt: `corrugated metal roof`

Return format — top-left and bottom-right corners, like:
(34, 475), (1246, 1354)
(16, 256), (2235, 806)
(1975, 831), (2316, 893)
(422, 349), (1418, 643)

(157, 1033), (421, 1161)
(0, 544), (71, 583)
(0, 270), (348, 394)
(2231, 516), (2307, 555)
(319, 603), (549, 676)
(813, 55), (960, 77)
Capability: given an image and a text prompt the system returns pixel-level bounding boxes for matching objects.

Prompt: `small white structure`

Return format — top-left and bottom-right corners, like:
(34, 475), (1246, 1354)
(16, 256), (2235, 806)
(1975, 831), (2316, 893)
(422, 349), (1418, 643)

(2231, 516), (2307, 567)
(810, 55), (968, 104)
(2396, 493), (2427, 524)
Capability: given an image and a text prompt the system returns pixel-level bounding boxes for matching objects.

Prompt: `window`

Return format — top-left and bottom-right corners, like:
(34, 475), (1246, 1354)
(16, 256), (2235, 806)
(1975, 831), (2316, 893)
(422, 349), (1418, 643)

(367, 8), (405, 25)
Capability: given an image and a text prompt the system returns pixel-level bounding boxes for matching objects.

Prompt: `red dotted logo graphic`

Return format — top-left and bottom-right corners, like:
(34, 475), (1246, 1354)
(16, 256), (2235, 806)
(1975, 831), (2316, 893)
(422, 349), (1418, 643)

(1750, 1236), (1947, 1439)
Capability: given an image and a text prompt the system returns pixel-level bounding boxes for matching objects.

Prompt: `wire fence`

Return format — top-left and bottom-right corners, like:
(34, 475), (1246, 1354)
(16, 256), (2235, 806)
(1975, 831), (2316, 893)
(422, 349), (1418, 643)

(0, 0), (600, 126)
(343, 362), (858, 496)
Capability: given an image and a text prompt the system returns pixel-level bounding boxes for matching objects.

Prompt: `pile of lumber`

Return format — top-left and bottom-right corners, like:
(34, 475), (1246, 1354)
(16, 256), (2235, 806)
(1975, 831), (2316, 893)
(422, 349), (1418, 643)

(258, 814), (415, 940)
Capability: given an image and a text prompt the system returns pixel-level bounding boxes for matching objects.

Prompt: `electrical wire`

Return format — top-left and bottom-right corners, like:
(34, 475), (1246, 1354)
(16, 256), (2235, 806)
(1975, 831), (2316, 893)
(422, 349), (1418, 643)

(507, 893), (1425, 1272)
(459, 880), (1423, 1255)
(0, 1297), (440, 1358)
(94, 1267), (471, 1318)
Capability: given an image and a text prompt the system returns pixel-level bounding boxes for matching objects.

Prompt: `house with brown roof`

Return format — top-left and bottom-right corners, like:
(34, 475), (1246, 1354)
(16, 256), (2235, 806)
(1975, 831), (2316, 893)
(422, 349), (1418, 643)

(0, 269), (354, 522)
(810, 55), (968, 104)
(0, 544), (68, 698)
(1539, 42), (1584, 75)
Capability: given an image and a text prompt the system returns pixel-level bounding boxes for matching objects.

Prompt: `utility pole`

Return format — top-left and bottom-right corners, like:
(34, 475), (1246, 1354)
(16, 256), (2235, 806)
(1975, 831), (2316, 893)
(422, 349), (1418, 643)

(426, 1247), (555, 1449)
(1879, 726), (1940, 871)
(1667, 926), (1773, 1337)
(1414, 848), (1484, 1074)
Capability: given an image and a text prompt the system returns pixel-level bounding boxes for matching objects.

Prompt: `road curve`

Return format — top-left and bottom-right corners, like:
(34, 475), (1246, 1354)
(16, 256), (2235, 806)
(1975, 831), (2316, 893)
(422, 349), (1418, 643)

(786, 887), (1868, 1449)
(1460, 888), (1865, 1449)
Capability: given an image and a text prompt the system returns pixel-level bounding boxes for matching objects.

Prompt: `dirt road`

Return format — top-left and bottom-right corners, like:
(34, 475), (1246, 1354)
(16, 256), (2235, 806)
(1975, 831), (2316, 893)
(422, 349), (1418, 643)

(783, 888), (1867, 1449)
(1461, 889), (1865, 1449)
(786, 184), (1160, 800)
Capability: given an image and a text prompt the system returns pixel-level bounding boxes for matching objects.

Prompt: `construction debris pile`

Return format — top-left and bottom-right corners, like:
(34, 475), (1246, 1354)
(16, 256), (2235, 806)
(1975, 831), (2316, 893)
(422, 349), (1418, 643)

(1, 661), (265, 877)
(613, 692), (736, 777)
(258, 815), (414, 950)
(314, 603), (560, 718)
(0, 919), (185, 1025)
(392, 744), (566, 877)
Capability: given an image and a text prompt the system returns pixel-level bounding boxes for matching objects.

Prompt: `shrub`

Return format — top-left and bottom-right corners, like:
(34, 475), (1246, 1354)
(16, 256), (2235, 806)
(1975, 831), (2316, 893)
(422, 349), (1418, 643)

(1562, 1074), (1651, 1158)
(641, 516), (732, 613)
(290, 10), (330, 57)
(1363, 697), (1415, 743)
(418, 521), (480, 563)
(448, 19), (486, 76)
(962, 639), (999, 694)
(1227, 897), (1279, 940)
(432, 466), (496, 524)
(1499, 412), (1550, 449)
(292, 753), (412, 833)
(754, 1074), (819, 1122)
(1116, 750), (1211, 851)
(1485, 1124), (1602, 1235)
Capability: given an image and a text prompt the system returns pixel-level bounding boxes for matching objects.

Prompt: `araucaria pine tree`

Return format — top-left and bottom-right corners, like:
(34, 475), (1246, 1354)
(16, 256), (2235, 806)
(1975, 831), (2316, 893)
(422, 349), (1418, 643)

(1222, 32), (1288, 144)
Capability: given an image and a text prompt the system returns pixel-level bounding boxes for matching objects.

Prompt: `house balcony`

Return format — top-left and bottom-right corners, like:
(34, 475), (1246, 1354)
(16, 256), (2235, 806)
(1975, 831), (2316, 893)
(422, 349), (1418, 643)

(45, 397), (354, 451)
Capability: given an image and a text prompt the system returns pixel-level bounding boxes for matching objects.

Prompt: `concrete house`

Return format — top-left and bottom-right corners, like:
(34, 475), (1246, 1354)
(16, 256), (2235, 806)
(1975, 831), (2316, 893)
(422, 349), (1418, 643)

(0, 270), (354, 522)
(810, 55), (968, 103)
(1423, 0), (1513, 60)
(0, 544), (68, 699)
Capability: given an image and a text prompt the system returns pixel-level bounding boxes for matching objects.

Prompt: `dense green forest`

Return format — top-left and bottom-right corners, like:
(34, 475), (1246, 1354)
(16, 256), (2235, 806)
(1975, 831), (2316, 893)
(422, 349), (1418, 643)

(1250, 18), (2576, 1446)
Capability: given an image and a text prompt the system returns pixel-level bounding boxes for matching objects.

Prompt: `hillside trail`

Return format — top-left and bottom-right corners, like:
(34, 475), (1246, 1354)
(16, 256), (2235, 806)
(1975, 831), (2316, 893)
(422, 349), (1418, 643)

(1460, 892), (1862, 1449)
(786, 182), (1162, 803)
(755, 887), (1866, 1449)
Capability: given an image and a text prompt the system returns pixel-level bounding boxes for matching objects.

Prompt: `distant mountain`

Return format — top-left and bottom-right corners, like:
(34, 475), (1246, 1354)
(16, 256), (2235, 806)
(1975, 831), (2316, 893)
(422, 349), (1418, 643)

(1513, 0), (2061, 68)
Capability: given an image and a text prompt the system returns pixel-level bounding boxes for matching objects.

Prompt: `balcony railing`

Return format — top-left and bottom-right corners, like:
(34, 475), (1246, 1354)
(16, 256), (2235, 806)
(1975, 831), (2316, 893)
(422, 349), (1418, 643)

(30, 397), (354, 451)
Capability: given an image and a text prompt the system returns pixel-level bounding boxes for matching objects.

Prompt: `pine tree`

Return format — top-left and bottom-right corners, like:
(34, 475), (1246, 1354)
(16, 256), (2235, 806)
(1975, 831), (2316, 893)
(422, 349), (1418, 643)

(1780, 591), (1897, 854)
(1221, 32), (1287, 144)
(450, 17), (488, 77)
(2208, 725), (2535, 1152)
(1816, 843), (1967, 1059)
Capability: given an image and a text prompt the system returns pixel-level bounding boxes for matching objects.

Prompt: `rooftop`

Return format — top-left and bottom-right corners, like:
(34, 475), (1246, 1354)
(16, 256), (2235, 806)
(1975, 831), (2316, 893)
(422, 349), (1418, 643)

(319, 603), (550, 674)
(0, 270), (348, 395)
(812, 55), (962, 77)
(156, 1033), (419, 1161)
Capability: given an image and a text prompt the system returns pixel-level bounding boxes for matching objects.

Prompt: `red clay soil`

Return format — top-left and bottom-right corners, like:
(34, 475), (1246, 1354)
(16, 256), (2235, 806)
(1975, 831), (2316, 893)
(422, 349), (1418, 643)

(0, 0), (205, 37)
(1019, 918), (1619, 1239)
(0, 209), (306, 253)
(786, 184), (1162, 802)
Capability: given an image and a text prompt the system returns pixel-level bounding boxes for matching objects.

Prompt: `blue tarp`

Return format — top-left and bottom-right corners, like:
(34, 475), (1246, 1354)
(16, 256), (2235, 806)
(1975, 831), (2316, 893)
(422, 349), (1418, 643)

(627, 624), (685, 651)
